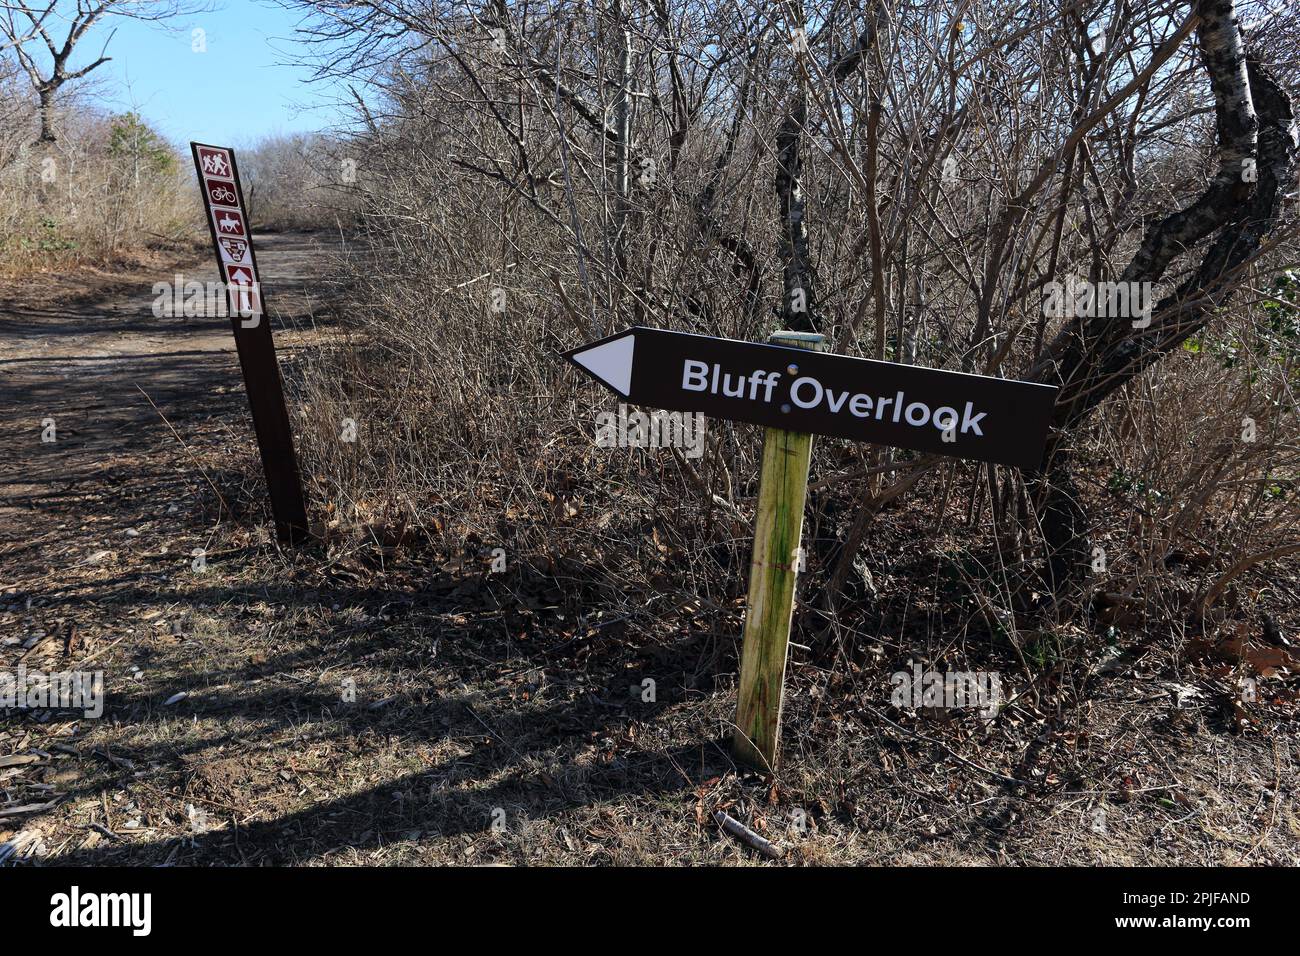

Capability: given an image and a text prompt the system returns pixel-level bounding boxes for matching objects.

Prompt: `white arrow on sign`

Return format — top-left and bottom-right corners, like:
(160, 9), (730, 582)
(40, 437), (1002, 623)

(568, 331), (634, 396)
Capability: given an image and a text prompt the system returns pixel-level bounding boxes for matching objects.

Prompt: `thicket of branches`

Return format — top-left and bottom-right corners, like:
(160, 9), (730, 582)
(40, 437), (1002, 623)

(237, 132), (360, 230)
(287, 0), (1298, 650)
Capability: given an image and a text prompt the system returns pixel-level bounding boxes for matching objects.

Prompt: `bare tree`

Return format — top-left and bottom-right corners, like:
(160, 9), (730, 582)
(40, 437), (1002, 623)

(1025, 0), (1298, 592)
(1, 0), (208, 143)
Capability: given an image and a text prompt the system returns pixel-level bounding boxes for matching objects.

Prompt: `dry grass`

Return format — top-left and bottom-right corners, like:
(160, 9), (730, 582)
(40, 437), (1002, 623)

(0, 114), (203, 278)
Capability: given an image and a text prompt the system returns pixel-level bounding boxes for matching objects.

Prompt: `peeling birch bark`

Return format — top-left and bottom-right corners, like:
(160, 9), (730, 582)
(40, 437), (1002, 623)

(1027, 0), (1299, 595)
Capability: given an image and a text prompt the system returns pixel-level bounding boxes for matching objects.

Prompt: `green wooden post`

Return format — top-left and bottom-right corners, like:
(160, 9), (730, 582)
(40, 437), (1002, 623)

(733, 330), (826, 771)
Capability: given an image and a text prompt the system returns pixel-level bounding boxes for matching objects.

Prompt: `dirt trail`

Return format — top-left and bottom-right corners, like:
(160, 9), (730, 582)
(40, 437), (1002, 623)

(0, 234), (689, 867)
(0, 233), (331, 553)
(0, 234), (393, 864)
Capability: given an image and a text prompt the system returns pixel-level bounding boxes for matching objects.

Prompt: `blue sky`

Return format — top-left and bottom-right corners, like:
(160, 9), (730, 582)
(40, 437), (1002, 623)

(74, 0), (348, 148)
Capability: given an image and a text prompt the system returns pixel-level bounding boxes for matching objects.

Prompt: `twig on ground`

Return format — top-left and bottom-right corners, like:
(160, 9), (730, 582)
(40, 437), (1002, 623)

(713, 810), (785, 859)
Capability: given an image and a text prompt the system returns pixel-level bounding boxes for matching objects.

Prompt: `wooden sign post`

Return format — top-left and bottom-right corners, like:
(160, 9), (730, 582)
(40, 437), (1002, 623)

(733, 331), (824, 770)
(563, 325), (1059, 770)
(190, 142), (310, 545)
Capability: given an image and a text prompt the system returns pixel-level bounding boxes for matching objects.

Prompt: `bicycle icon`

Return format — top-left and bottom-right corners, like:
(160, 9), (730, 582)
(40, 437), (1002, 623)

(208, 184), (237, 205)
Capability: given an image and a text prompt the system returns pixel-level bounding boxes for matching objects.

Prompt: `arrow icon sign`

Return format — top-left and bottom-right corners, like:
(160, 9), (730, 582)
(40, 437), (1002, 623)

(569, 331), (635, 396)
(564, 327), (1059, 469)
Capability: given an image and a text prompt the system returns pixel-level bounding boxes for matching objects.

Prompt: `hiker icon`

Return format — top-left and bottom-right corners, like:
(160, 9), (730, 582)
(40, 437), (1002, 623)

(201, 152), (230, 177)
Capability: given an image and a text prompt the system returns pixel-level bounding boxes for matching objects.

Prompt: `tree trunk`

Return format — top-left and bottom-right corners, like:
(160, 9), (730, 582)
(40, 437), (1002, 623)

(775, 96), (816, 332)
(37, 84), (57, 144)
(1028, 0), (1299, 595)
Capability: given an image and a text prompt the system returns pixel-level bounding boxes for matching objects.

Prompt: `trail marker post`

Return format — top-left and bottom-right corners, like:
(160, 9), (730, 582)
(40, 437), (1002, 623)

(563, 325), (1059, 770)
(190, 142), (309, 544)
(733, 331), (823, 770)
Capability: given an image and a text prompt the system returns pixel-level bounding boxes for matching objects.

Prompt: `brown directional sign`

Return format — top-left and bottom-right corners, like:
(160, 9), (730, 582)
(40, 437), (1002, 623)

(564, 327), (1059, 469)
(191, 142), (309, 544)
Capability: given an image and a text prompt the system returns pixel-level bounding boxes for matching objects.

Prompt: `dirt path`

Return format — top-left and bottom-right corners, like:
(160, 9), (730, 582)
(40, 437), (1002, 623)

(0, 234), (396, 863)
(0, 233), (329, 554)
(0, 233), (705, 866)
(1, 234), (330, 614)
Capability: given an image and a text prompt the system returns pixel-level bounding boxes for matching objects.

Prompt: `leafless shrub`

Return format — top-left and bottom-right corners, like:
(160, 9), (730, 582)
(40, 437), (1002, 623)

(238, 132), (360, 230)
(0, 107), (201, 274)
(284, 0), (1300, 660)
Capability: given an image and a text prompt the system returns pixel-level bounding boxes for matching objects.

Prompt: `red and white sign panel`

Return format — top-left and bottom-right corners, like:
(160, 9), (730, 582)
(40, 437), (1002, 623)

(205, 178), (239, 208)
(213, 208), (247, 239)
(187, 142), (308, 545)
(224, 263), (262, 316)
(196, 146), (233, 179)
(191, 142), (262, 318)
(219, 237), (249, 265)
